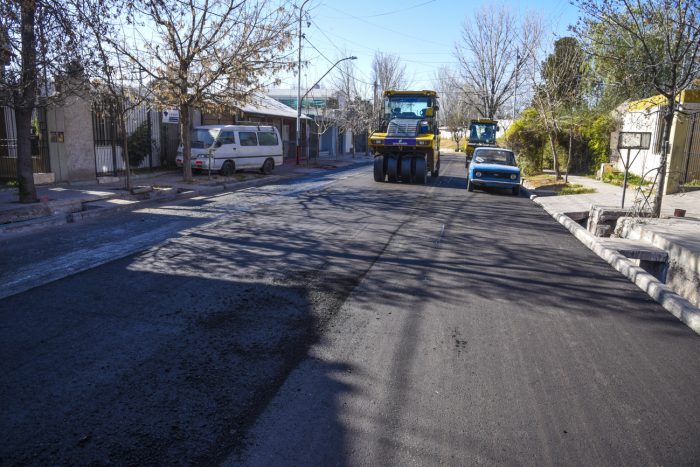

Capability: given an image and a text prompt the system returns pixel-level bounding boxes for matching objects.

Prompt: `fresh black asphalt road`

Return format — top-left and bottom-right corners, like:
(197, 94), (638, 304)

(1, 154), (698, 465)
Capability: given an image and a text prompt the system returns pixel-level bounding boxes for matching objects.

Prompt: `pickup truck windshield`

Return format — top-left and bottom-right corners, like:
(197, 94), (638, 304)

(474, 150), (516, 166)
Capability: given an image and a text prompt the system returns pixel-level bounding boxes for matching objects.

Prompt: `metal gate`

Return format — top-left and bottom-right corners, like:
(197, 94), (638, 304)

(92, 101), (161, 176)
(0, 106), (51, 180)
(681, 113), (700, 186)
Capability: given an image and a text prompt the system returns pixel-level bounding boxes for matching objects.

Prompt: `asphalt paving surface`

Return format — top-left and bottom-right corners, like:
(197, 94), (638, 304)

(1, 154), (698, 466)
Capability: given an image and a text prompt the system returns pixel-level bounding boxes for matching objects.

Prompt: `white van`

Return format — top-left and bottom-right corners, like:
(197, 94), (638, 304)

(175, 124), (283, 175)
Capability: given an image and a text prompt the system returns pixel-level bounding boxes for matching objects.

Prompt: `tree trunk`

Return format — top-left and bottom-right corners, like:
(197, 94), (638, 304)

(565, 126), (572, 183)
(16, 0), (38, 203)
(547, 130), (560, 179)
(652, 103), (675, 217)
(118, 109), (132, 190)
(180, 104), (193, 182)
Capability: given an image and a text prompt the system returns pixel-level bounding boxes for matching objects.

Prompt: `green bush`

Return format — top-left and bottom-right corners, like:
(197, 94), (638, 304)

(581, 112), (615, 172)
(502, 108), (548, 175)
(602, 171), (650, 186)
(127, 120), (151, 168)
(543, 140), (569, 173)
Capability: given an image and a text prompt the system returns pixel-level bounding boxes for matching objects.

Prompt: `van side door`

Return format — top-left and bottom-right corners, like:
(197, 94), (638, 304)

(214, 130), (237, 170)
(237, 131), (260, 168)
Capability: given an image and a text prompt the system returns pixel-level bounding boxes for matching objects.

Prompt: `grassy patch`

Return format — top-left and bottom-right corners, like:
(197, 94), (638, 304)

(1, 179), (19, 188)
(603, 171), (650, 186)
(440, 138), (463, 151)
(523, 174), (596, 195)
(559, 184), (596, 195)
(523, 174), (562, 188)
(683, 179), (700, 187)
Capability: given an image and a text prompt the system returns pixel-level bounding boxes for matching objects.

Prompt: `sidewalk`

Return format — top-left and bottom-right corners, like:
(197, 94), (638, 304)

(526, 174), (700, 333)
(0, 154), (373, 236)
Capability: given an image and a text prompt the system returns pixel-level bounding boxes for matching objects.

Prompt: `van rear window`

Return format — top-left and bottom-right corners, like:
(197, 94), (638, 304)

(239, 132), (258, 146)
(258, 131), (278, 146)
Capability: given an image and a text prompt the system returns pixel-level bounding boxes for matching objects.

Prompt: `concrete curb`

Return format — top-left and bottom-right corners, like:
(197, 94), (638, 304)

(533, 198), (700, 335)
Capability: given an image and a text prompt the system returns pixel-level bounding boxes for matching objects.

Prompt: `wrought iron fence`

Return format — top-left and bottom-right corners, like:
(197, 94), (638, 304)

(92, 101), (161, 176)
(681, 113), (700, 185)
(0, 106), (51, 180)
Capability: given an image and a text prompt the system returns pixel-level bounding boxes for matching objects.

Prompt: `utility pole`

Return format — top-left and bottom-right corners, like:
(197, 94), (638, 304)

(296, 0), (310, 165)
(373, 80), (378, 127)
(512, 48), (519, 121)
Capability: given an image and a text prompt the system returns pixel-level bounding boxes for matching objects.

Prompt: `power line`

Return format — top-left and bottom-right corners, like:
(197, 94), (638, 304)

(304, 37), (374, 86)
(322, 4), (451, 48)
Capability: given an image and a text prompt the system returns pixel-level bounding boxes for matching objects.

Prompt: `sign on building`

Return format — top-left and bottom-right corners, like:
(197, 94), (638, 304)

(163, 109), (180, 124)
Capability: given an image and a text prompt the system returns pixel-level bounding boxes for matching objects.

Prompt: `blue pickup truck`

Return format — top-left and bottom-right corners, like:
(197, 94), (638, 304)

(466, 147), (521, 195)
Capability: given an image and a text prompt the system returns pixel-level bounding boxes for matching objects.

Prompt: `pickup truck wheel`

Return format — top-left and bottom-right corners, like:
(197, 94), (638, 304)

(220, 160), (235, 176)
(373, 155), (385, 182)
(261, 158), (274, 174)
(387, 156), (398, 183)
(512, 185), (520, 196)
(467, 177), (474, 192)
(400, 157), (412, 183)
(413, 157), (427, 184)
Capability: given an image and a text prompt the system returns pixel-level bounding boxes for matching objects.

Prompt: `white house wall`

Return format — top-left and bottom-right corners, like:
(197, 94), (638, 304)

(617, 109), (664, 181)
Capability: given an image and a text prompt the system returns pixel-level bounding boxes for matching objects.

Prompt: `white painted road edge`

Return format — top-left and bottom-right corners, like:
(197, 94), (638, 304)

(531, 195), (700, 335)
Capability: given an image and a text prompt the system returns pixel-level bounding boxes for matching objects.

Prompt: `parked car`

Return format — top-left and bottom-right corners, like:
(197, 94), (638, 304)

(175, 124), (283, 175)
(466, 147), (521, 195)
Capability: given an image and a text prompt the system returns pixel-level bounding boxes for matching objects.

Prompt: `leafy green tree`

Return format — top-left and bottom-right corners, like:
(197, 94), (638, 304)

(573, 0), (700, 216)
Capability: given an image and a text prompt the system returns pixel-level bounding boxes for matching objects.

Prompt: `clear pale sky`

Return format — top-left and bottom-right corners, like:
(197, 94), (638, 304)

(279, 0), (581, 96)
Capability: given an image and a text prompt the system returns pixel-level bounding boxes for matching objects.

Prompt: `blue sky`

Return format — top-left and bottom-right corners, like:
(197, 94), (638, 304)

(279, 0), (582, 95)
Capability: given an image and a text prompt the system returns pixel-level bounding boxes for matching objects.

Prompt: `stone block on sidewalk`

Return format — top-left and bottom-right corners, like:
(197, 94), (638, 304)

(97, 176), (120, 184)
(33, 172), (55, 185)
(587, 205), (635, 237)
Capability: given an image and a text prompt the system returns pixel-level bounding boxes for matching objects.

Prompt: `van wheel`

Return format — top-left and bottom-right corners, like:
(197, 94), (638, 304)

(261, 158), (274, 174)
(220, 160), (235, 176)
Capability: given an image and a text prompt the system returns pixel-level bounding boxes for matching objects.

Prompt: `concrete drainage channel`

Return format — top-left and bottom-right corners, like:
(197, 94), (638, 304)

(530, 194), (700, 334)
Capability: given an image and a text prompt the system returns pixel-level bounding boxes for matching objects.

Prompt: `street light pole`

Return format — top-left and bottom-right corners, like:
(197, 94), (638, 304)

(300, 56), (357, 102)
(299, 56), (357, 167)
(296, 0), (310, 165)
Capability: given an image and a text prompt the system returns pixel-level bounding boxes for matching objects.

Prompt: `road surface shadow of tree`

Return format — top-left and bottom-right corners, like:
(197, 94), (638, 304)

(0, 265), (358, 465)
(2, 158), (696, 465)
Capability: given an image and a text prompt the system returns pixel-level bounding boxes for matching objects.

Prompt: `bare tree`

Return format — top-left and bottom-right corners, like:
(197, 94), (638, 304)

(0, 0), (92, 202)
(433, 66), (473, 150)
(331, 54), (372, 156)
(526, 37), (585, 179)
(454, 4), (539, 119)
(573, 0), (700, 216)
(303, 89), (338, 160)
(111, 0), (294, 182)
(371, 52), (409, 95)
(71, 0), (156, 191)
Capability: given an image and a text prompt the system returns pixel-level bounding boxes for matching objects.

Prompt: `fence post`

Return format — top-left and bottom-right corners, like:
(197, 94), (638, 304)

(110, 105), (117, 176)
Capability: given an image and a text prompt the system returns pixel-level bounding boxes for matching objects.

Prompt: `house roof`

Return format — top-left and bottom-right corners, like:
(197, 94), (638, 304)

(627, 89), (700, 111)
(239, 93), (310, 119)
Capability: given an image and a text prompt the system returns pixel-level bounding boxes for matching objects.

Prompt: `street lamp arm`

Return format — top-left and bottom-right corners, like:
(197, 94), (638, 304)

(301, 56), (357, 102)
